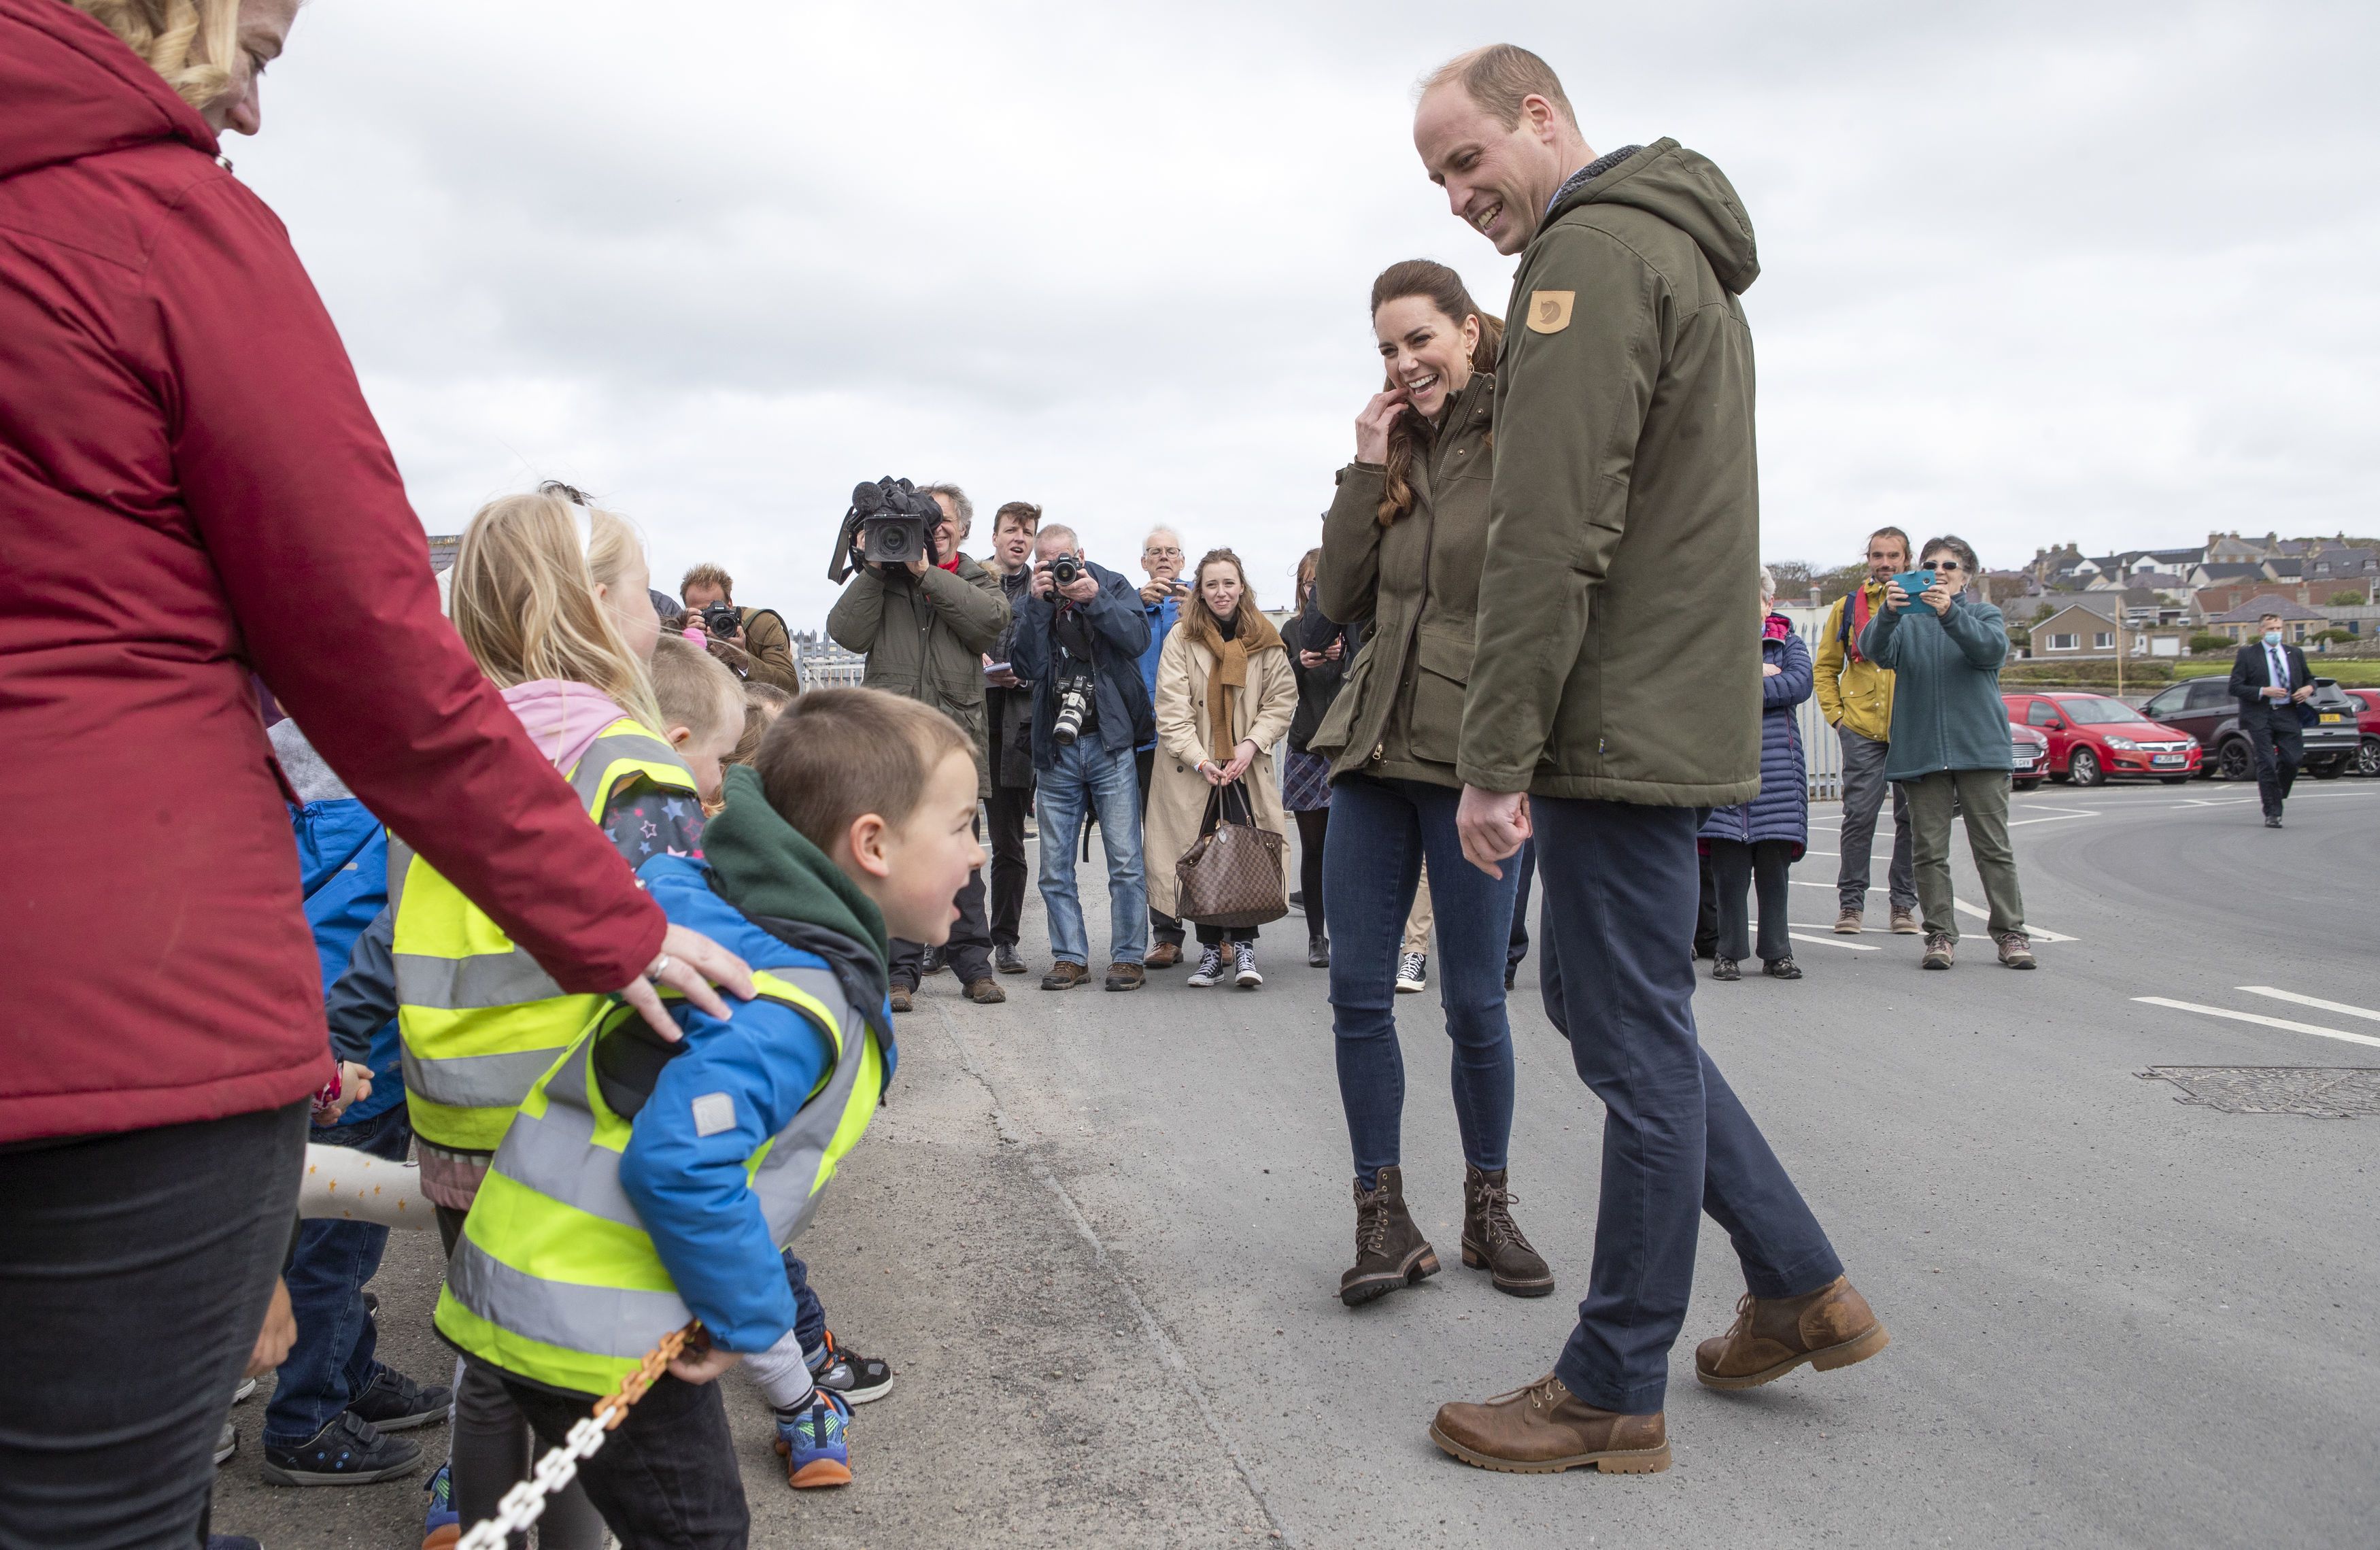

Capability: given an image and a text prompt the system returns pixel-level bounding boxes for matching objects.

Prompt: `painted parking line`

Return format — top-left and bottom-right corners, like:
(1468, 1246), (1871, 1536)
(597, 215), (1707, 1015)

(2237, 986), (2380, 1024)
(1787, 930), (1877, 952)
(1784, 879), (2077, 942)
(2133, 996), (2380, 1051)
(2007, 808), (2101, 828)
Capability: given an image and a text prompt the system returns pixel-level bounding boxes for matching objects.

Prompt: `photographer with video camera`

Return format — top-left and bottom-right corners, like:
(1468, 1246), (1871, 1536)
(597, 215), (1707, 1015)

(826, 478), (1011, 1008)
(1009, 526), (1155, 992)
(679, 562), (801, 694)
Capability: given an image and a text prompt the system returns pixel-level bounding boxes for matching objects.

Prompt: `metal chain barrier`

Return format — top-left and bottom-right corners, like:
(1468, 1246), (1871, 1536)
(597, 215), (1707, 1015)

(454, 1323), (698, 1550)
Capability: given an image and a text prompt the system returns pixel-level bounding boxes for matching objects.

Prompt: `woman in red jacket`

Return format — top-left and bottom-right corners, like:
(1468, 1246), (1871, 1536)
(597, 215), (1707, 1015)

(0, 4), (750, 1543)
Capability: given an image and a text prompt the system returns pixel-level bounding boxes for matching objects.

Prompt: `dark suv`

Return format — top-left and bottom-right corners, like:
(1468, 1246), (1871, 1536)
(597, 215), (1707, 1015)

(2139, 674), (2361, 781)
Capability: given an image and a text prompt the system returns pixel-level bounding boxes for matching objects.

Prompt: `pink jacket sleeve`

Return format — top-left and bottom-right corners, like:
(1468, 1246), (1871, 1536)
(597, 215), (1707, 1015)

(144, 176), (664, 992)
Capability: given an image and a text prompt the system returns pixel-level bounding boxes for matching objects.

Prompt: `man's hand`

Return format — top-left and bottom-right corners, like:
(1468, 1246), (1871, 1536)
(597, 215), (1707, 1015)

(983, 653), (1021, 690)
(614, 924), (757, 1043)
(905, 556), (930, 577)
(1299, 649), (1327, 669)
(244, 1279), (297, 1377)
(1457, 785), (1531, 878)
(1030, 567), (1057, 600)
(1057, 573), (1100, 605)
(2263, 684), (2289, 701)
(2291, 684), (2313, 703)
(1138, 579), (1171, 605)
(1761, 662), (1782, 678)
(704, 637), (753, 677)
(1355, 387), (1411, 464)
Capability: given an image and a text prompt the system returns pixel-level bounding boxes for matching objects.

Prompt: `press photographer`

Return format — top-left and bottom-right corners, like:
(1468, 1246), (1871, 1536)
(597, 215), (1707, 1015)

(826, 478), (1010, 1008)
(1008, 526), (1153, 992)
(678, 562), (800, 694)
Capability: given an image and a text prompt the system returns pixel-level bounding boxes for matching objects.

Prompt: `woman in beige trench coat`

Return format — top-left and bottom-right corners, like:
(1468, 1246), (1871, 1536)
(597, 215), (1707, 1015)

(1147, 548), (1298, 988)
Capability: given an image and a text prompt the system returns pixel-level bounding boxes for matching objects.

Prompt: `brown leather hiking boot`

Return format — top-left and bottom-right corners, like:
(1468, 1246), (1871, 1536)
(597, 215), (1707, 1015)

(1694, 1275), (1890, 1390)
(1143, 941), (1182, 969)
(1833, 907), (1863, 934)
(1104, 962), (1144, 991)
(1339, 1166), (1439, 1307)
(1040, 960), (1089, 990)
(887, 983), (913, 1013)
(1461, 1166), (1553, 1297)
(1920, 934), (1954, 970)
(1429, 1373), (1669, 1475)
(1890, 907), (1920, 934)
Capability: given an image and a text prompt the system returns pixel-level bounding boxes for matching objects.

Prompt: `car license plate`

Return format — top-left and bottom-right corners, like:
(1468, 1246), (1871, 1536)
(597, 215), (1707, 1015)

(2152, 754), (2184, 765)
(2319, 713), (2344, 723)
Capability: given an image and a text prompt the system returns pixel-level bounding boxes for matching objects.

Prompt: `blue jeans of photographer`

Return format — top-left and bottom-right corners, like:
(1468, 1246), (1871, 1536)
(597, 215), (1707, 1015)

(1036, 739), (1147, 968)
(1323, 774), (1520, 1186)
(262, 1103), (412, 1449)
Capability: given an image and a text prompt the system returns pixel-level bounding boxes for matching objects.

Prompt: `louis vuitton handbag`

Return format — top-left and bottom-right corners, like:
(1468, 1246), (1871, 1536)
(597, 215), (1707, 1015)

(1173, 781), (1288, 929)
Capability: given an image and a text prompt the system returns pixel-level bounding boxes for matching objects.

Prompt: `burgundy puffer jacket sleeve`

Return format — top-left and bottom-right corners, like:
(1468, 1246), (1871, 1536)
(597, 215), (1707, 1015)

(151, 180), (666, 996)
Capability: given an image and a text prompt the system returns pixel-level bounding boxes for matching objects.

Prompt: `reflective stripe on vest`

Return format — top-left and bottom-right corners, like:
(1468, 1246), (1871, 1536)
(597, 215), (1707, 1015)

(434, 964), (883, 1394)
(392, 718), (694, 1152)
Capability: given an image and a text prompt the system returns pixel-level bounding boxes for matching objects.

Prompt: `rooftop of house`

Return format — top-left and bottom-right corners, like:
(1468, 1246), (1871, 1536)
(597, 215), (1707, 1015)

(2207, 593), (2330, 624)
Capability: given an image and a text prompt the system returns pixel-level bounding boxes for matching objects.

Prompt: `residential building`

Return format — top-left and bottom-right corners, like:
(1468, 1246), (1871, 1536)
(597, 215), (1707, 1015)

(2205, 594), (2328, 645)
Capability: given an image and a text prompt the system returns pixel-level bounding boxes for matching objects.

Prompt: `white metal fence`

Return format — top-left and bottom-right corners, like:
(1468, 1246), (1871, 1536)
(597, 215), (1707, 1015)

(794, 641), (867, 690)
(1781, 608), (1843, 803)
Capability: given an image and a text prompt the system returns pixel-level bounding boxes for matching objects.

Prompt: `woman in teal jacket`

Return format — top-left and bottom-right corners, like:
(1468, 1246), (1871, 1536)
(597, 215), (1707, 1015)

(1858, 535), (2033, 971)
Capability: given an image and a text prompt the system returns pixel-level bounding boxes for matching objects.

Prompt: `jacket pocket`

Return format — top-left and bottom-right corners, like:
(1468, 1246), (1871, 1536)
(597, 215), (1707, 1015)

(1408, 626), (1475, 766)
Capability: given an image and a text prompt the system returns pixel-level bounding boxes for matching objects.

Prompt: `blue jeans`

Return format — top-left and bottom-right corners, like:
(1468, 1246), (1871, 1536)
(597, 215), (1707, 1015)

(783, 1252), (826, 1358)
(1323, 775), (1520, 1187)
(1036, 739), (1147, 967)
(262, 1104), (413, 1448)
(1535, 798), (1843, 1415)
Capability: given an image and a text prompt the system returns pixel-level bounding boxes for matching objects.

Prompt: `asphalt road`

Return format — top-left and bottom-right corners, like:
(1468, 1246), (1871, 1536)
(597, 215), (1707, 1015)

(216, 775), (2380, 1549)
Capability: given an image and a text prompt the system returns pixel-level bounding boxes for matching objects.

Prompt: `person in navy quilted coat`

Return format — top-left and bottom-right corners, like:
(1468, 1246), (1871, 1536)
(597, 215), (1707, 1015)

(1699, 570), (1813, 980)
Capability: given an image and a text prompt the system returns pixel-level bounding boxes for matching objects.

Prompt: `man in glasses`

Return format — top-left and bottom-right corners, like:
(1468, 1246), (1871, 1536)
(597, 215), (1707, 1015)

(1813, 528), (1922, 937)
(1134, 528), (1192, 965)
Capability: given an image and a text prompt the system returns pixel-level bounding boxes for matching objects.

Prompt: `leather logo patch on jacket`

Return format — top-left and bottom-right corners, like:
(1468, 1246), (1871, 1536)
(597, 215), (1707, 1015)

(1527, 290), (1575, 333)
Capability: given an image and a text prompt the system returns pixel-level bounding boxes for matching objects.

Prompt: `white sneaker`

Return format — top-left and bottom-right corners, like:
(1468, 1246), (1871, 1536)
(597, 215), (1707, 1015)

(1185, 945), (1227, 987)
(1233, 943), (1262, 988)
(233, 1377), (257, 1404)
(1395, 951), (1427, 994)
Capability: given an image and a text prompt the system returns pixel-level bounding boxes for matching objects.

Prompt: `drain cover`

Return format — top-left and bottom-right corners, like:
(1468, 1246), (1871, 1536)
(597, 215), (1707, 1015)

(2139, 1066), (2380, 1119)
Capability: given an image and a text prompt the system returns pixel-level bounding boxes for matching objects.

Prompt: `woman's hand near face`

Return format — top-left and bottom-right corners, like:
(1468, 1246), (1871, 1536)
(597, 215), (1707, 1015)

(1355, 388), (1410, 464)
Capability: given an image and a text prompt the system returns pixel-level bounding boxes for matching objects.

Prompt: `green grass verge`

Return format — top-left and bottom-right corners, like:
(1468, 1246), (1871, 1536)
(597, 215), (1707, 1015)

(2174, 658), (2380, 686)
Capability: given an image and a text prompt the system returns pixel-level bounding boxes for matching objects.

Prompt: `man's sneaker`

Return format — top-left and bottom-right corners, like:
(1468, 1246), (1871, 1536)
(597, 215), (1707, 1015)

(215, 1419), (238, 1466)
(1764, 958), (1803, 981)
(1833, 908), (1863, 934)
(2265, 815), (2283, 829)
(1996, 933), (2036, 970)
(1233, 942), (1262, 988)
(1185, 945), (1227, 986)
(920, 945), (947, 976)
(1712, 957), (1741, 981)
(421, 1462), (460, 1549)
(994, 944), (1027, 975)
(345, 1364), (451, 1432)
(1921, 934), (1955, 970)
(1890, 907), (1921, 935)
(233, 1377), (257, 1404)
(773, 1389), (853, 1488)
(1395, 951), (1427, 993)
(810, 1330), (894, 1405)
(260, 1409), (422, 1487)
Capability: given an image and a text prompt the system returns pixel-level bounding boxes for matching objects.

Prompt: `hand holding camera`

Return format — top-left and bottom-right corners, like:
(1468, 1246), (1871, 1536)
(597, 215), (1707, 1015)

(691, 601), (745, 646)
(828, 476), (943, 582)
(1037, 551), (1098, 605)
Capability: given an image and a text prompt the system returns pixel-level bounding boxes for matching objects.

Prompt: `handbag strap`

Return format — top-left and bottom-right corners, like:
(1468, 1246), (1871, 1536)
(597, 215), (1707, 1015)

(1198, 779), (1258, 836)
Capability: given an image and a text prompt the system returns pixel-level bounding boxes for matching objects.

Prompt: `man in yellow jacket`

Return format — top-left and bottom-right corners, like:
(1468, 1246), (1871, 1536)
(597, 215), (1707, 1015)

(1813, 528), (1920, 935)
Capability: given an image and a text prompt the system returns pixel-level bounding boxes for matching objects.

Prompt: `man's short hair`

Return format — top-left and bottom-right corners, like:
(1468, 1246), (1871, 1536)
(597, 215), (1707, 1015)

(649, 635), (743, 741)
(1867, 527), (1911, 561)
(993, 501), (1042, 535)
(680, 562), (733, 601)
(1142, 526), (1183, 554)
(1421, 44), (1578, 131)
(2260, 611), (2285, 624)
(754, 688), (973, 852)
(1036, 524), (1081, 553)
(919, 484), (973, 539)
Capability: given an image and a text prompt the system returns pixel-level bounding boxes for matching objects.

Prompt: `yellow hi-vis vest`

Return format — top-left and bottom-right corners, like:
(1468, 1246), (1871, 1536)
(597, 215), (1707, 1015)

(391, 716), (696, 1153)
(433, 964), (884, 1396)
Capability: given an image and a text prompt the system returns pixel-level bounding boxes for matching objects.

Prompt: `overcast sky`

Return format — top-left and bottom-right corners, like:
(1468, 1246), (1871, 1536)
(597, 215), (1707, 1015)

(237, 0), (2379, 626)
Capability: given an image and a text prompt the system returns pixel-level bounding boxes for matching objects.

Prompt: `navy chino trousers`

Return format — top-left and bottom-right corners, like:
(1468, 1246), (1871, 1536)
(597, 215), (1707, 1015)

(1533, 797), (1843, 1415)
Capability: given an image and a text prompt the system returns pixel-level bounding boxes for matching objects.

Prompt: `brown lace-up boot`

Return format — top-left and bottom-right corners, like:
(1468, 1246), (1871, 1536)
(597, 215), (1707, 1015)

(1428, 1373), (1670, 1475)
(1694, 1275), (1890, 1389)
(1461, 1166), (1554, 1297)
(1338, 1166), (1439, 1307)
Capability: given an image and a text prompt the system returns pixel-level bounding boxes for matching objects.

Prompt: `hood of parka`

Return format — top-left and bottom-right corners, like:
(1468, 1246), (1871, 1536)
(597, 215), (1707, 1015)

(1543, 137), (1760, 296)
(0, 0), (220, 180)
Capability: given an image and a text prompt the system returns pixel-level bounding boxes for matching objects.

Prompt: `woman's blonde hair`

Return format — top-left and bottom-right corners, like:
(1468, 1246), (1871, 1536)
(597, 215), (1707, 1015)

(69, 0), (243, 112)
(450, 482), (662, 730)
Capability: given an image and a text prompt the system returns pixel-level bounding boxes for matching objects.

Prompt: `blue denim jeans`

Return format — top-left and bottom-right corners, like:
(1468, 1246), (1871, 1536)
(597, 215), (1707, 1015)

(1036, 739), (1147, 967)
(1534, 797), (1843, 1415)
(783, 1252), (826, 1358)
(1323, 774), (1520, 1186)
(262, 1104), (413, 1448)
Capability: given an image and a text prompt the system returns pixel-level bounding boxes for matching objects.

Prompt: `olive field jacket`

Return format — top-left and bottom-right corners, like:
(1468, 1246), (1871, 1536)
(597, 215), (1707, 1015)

(825, 556), (1010, 795)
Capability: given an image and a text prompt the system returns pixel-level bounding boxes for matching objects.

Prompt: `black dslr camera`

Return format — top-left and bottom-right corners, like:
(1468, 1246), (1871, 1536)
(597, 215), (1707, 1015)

(1044, 552), (1084, 588)
(1051, 673), (1097, 747)
(828, 477), (943, 582)
(697, 601), (743, 638)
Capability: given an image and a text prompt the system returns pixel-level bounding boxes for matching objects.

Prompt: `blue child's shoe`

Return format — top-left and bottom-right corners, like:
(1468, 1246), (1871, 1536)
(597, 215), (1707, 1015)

(422, 1460), (460, 1547)
(772, 1389), (853, 1488)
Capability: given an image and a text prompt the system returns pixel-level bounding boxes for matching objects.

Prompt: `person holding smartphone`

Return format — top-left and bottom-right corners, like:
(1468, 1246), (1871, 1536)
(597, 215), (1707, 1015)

(1858, 535), (2031, 970)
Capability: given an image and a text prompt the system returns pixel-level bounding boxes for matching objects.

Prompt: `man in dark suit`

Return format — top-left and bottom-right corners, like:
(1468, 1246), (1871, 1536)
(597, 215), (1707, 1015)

(2228, 611), (2313, 828)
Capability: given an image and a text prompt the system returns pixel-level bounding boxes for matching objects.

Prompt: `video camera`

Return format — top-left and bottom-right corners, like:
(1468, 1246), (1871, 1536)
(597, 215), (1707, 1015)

(828, 476), (943, 582)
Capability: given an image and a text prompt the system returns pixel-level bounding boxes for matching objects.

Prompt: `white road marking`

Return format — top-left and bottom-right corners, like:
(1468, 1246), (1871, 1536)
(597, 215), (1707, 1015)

(1788, 931), (1878, 951)
(2236, 986), (2380, 1024)
(2133, 996), (2380, 1051)
(1952, 899), (2077, 943)
(2007, 809), (2101, 828)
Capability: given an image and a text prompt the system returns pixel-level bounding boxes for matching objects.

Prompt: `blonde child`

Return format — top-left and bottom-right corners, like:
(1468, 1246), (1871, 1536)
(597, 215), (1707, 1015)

(651, 635), (747, 811)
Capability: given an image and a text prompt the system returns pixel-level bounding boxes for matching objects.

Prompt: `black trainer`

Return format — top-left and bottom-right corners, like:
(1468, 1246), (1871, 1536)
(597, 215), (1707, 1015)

(809, 1329), (894, 1405)
(260, 1410), (422, 1487)
(344, 1364), (451, 1432)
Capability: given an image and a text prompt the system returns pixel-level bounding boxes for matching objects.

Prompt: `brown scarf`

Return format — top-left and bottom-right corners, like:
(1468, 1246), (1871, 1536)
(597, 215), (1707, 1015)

(1180, 602), (1284, 760)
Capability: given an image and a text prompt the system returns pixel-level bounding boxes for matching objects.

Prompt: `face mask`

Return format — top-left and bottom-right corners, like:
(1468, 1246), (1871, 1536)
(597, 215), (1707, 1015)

(2263, 630), (2283, 646)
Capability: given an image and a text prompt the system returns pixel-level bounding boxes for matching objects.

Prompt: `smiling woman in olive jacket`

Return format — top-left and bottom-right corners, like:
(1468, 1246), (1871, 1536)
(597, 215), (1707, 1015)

(1306, 259), (1552, 1310)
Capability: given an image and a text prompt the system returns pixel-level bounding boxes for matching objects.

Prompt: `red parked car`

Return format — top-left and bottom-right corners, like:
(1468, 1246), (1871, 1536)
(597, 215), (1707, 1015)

(2347, 689), (2380, 777)
(2002, 691), (2203, 786)
(2010, 722), (2050, 791)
